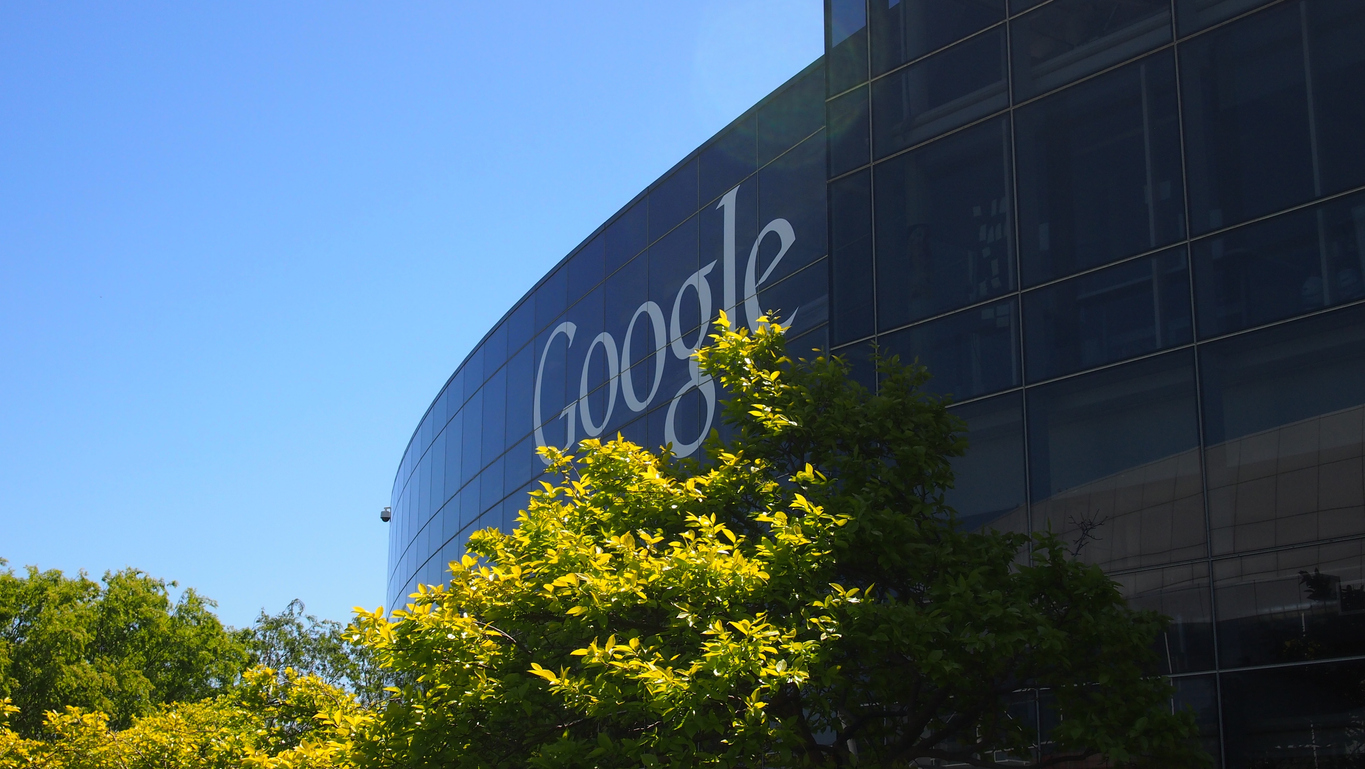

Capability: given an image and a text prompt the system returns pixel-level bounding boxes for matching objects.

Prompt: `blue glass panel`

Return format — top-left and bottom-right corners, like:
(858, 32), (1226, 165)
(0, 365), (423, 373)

(503, 434), (540, 501)
(1181, 2), (1314, 235)
(700, 116), (756, 207)
(827, 85), (870, 177)
(830, 170), (875, 345)
(700, 177), (757, 328)
(532, 318), (573, 449)
(880, 298), (1019, 401)
(1024, 248), (1193, 382)
(1307, 0), (1365, 198)
(1192, 192), (1365, 339)
(946, 392), (1027, 534)
(1026, 350), (1204, 571)
(428, 429), (446, 511)
(1016, 52), (1184, 286)
(758, 62), (826, 165)
(480, 366), (507, 464)
(1115, 564), (1216, 675)
(871, 27), (1007, 159)
(462, 345), (484, 401)
(1175, 0), (1276, 36)
(760, 258), (829, 339)
(870, 0), (1003, 77)
(534, 268), (568, 332)
(459, 472), (481, 531)
(758, 132), (827, 287)
(828, 0), (869, 94)
(503, 342), (535, 448)
(649, 160), (698, 242)
(649, 215), (700, 343)
(1011, 0), (1170, 101)
(482, 323), (508, 375)
(460, 388), (483, 481)
(566, 235), (605, 307)
(833, 339), (878, 391)
(874, 117), (1013, 330)
(605, 200), (647, 275)
(479, 455), (505, 515)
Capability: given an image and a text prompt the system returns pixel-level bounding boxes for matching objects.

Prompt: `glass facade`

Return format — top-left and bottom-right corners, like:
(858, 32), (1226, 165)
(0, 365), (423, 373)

(388, 1), (1365, 763)
(826, 0), (1365, 764)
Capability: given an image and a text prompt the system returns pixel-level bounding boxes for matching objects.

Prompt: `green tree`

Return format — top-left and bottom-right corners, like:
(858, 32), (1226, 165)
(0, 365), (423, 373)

(353, 314), (1208, 768)
(0, 562), (247, 738)
(242, 599), (386, 706)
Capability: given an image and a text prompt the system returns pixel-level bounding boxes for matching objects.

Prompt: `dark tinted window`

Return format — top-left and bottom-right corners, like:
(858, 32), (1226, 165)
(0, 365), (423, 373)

(1027, 350), (1205, 571)
(461, 388), (484, 480)
(1215, 542), (1365, 669)
(1011, 0), (1171, 101)
(869, 0), (1003, 77)
(482, 324), (508, 374)
(1175, 0), (1276, 36)
(874, 117), (1013, 331)
(1192, 192), (1365, 339)
(534, 268), (568, 333)
(1115, 564), (1216, 675)
(828, 0), (869, 95)
(1181, 3), (1314, 235)
(758, 258), (828, 338)
(1308, 0), (1365, 197)
(833, 338), (878, 391)
(461, 346), (484, 401)
(566, 235), (605, 306)
(648, 215), (700, 341)
(479, 455), (505, 513)
(700, 117), (756, 206)
(1221, 661), (1365, 769)
(649, 160), (698, 242)
(758, 63), (826, 165)
(532, 321), (573, 447)
(880, 299), (1018, 401)
(829, 170), (875, 344)
(827, 85), (870, 177)
(504, 343), (535, 447)
(1199, 305), (1365, 554)
(1016, 52), (1184, 286)
(700, 178), (757, 326)
(1024, 248), (1193, 382)
(507, 299), (535, 357)
(758, 132), (828, 286)
(605, 200), (647, 274)
(945, 392), (1027, 533)
(871, 27), (1007, 159)
(480, 367), (507, 469)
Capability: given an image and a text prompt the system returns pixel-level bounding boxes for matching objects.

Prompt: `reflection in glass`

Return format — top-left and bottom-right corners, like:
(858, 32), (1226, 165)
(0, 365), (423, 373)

(1193, 192), (1365, 339)
(1308, 0), (1365, 198)
(869, 0), (1003, 77)
(1215, 540), (1365, 668)
(1175, 0), (1276, 36)
(1011, 0), (1170, 101)
(830, 170), (875, 345)
(945, 392), (1027, 534)
(1181, 2), (1314, 235)
(1114, 563), (1215, 674)
(1016, 52), (1184, 286)
(1024, 248), (1192, 382)
(1027, 351), (1205, 571)
(874, 117), (1013, 330)
(879, 298), (1019, 401)
(1200, 305), (1365, 554)
(1221, 660), (1365, 769)
(871, 27), (1007, 159)
(758, 62), (825, 166)
(827, 85), (870, 178)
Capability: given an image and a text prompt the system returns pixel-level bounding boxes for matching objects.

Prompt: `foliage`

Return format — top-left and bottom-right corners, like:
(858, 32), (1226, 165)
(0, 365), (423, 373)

(0, 667), (366, 769)
(351, 314), (1209, 768)
(242, 600), (386, 706)
(0, 562), (247, 738)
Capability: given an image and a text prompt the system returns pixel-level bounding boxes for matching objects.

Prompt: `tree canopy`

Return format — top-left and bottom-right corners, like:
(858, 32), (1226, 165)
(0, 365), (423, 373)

(351, 315), (1208, 768)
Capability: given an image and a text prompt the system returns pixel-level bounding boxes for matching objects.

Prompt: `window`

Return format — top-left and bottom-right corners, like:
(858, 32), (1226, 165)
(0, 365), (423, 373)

(945, 392), (1027, 534)
(1011, 0), (1171, 101)
(879, 298), (1019, 401)
(869, 0), (1003, 77)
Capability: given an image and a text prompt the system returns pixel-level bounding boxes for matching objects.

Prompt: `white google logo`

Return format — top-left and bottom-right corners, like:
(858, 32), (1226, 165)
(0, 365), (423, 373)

(534, 185), (800, 460)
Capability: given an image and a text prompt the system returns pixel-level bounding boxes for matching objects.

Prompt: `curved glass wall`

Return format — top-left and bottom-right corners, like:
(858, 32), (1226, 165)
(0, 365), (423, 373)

(386, 60), (829, 611)
(826, 0), (1365, 765)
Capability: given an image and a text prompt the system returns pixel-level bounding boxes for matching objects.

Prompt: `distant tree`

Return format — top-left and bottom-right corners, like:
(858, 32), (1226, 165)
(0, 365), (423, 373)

(242, 599), (386, 706)
(0, 562), (246, 738)
(352, 314), (1209, 768)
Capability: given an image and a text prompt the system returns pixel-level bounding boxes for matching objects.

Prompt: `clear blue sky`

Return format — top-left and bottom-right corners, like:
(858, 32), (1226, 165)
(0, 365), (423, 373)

(0, 2), (823, 628)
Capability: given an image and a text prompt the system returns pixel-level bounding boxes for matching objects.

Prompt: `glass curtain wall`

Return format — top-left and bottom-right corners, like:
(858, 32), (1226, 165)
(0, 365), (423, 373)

(825, 0), (1365, 765)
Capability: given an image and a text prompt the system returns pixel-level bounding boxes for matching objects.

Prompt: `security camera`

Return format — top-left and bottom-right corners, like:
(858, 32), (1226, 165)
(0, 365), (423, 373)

(380, 506), (392, 523)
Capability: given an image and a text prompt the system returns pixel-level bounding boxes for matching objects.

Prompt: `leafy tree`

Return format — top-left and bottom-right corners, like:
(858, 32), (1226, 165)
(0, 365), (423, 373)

(352, 315), (1208, 768)
(0, 562), (247, 738)
(0, 667), (366, 769)
(242, 599), (386, 706)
